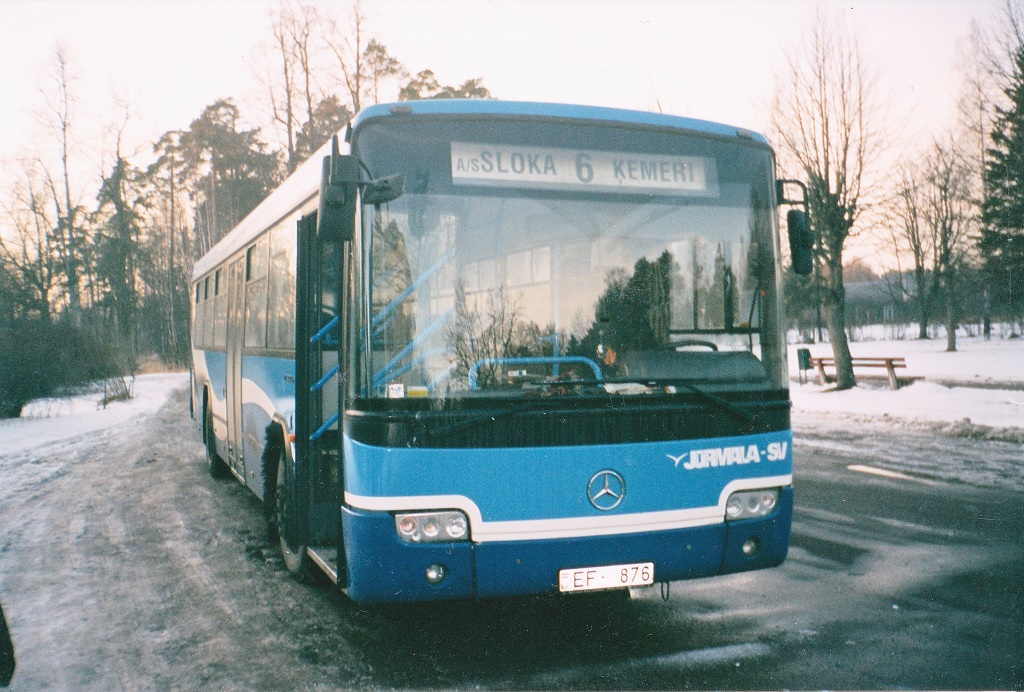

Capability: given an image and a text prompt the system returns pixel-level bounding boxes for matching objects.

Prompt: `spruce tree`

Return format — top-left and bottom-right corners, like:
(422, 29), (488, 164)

(982, 47), (1024, 323)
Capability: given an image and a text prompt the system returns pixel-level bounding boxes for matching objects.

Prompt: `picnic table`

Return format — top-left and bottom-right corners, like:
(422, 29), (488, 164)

(809, 356), (907, 390)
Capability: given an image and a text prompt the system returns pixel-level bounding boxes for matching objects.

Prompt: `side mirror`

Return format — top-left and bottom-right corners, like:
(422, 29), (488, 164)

(317, 137), (359, 242)
(787, 209), (815, 276)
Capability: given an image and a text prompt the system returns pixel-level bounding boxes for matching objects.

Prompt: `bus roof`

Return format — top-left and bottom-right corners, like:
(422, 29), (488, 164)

(351, 100), (769, 145)
(192, 100), (769, 280)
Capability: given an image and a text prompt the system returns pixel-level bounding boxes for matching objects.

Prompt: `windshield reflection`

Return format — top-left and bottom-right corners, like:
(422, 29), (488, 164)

(365, 185), (783, 400)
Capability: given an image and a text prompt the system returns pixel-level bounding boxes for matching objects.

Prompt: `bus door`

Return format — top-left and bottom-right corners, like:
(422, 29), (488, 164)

(225, 258), (246, 478)
(295, 212), (345, 554)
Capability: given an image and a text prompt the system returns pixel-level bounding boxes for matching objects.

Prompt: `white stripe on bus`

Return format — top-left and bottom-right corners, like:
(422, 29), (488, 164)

(344, 474), (791, 542)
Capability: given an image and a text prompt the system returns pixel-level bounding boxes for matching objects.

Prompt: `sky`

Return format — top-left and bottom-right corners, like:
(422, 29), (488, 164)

(0, 0), (1005, 169)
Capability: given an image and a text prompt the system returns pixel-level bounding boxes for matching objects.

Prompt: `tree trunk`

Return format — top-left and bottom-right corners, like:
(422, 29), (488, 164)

(915, 267), (929, 339)
(815, 260), (824, 343)
(945, 273), (958, 352)
(826, 260), (856, 390)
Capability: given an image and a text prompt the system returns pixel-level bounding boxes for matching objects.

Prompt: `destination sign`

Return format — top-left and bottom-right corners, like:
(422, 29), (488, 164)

(450, 142), (716, 196)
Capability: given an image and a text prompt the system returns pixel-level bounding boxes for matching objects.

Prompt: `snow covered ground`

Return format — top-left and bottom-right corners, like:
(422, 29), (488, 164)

(0, 373), (189, 457)
(788, 336), (1024, 435)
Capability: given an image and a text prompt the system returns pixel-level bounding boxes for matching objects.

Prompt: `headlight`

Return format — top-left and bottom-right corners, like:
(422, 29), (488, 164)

(725, 489), (780, 521)
(394, 511), (471, 543)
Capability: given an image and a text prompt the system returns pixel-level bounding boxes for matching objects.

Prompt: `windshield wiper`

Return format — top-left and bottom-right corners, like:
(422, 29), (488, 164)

(673, 381), (756, 425)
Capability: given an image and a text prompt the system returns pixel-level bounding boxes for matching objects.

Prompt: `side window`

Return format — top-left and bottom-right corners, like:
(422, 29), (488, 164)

(267, 219), (297, 350)
(213, 268), (228, 349)
(193, 282), (204, 348)
(245, 238), (269, 348)
(203, 276), (215, 349)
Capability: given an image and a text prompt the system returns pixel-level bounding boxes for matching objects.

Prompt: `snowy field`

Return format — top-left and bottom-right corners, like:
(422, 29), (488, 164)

(0, 373), (189, 457)
(788, 336), (1024, 434)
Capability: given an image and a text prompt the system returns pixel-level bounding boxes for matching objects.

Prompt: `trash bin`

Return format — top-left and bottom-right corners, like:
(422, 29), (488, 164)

(797, 348), (811, 371)
(796, 348), (811, 385)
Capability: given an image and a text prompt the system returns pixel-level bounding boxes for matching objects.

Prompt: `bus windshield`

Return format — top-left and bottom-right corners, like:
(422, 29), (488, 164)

(355, 117), (786, 401)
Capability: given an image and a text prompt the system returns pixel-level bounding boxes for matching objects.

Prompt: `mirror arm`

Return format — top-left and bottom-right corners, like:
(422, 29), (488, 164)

(776, 179), (807, 210)
(362, 173), (405, 206)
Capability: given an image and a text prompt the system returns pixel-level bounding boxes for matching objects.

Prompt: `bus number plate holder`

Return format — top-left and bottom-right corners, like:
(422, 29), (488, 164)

(558, 562), (654, 593)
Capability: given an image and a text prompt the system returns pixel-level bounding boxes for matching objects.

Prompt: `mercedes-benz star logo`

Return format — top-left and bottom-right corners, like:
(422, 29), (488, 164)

(587, 470), (625, 511)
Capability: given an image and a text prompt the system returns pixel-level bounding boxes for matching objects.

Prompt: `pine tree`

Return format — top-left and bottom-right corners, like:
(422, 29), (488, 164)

(398, 70), (492, 101)
(294, 95), (352, 164)
(179, 99), (280, 252)
(982, 47), (1024, 323)
(95, 155), (145, 348)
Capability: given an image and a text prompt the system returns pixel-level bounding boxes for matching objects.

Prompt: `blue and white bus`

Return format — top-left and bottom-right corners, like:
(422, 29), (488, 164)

(191, 100), (812, 603)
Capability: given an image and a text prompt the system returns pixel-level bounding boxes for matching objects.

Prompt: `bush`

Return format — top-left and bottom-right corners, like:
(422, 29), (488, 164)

(0, 319), (126, 419)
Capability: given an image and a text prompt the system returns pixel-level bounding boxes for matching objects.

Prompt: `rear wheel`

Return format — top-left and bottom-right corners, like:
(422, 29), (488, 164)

(204, 400), (230, 479)
(274, 450), (313, 580)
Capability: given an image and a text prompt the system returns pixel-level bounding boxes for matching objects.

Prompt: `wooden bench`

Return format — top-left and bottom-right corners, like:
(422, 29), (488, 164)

(809, 356), (907, 390)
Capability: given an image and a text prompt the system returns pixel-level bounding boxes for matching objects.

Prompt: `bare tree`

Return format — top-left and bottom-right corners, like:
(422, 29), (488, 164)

(957, 22), (999, 190)
(262, 1), (323, 173)
(884, 163), (939, 339)
(448, 282), (526, 390)
(325, 0), (369, 113)
(0, 160), (61, 320)
(919, 137), (977, 352)
(771, 10), (884, 389)
(35, 45), (89, 322)
(323, 1), (406, 113)
(976, 0), (1024, 88)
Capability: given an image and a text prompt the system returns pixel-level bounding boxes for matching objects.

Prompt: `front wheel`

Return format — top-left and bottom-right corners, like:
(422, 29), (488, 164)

(204, 401), (230, 479)
(274, 451), (314, 580)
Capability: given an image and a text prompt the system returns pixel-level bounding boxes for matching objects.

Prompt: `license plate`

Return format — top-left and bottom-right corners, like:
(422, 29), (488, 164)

(558, 562), (654, 593)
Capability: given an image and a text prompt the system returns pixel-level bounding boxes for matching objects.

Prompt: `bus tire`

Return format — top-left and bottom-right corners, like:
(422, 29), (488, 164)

(261, 424), (284, 540)
(204, 397), (230, 480)
(274, 448), (313, 581)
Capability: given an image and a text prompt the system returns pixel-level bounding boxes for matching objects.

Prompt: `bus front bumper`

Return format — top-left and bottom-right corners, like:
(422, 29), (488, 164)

(341, 487), (792, 603)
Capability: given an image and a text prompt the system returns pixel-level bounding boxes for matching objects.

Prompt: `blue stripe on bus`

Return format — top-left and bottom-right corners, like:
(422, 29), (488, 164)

(198, 350), (296, 429)
(343, 431), (791, 523)
(240, 355), (296, 421)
